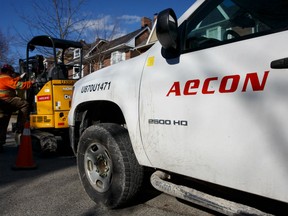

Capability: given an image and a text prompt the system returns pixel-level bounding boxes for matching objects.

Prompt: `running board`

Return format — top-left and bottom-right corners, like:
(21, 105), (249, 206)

(150, 170), (272, 216)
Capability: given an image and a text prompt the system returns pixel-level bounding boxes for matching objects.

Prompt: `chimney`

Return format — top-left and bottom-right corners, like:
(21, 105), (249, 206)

(141, 17), (152, 29)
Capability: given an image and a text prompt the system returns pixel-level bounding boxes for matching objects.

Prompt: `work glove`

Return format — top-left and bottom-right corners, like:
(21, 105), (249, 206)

(20, 73), (26, 79)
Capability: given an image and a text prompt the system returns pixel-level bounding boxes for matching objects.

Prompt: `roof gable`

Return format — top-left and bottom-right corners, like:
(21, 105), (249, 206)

(109, 27), (149, 48)
(84, 39), (107, 58)
(85, 26), (150, 57)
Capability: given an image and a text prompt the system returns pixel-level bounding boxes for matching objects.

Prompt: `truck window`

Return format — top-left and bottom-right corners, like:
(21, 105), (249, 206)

(184, 0), (288, 51)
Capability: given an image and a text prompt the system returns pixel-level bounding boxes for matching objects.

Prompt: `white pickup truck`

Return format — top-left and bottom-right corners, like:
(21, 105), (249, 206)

(68, 0), (288, 214)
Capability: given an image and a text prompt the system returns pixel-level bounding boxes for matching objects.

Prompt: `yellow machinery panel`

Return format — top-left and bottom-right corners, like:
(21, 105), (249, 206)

(35, 82), (53, 115)
(54, 111), (69, 128)
(52, 80), (75, 111)
(30, 114), (54, 128)
(30, 80), (76, 129)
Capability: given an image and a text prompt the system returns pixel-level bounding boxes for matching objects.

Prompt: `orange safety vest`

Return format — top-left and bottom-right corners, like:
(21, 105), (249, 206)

(0, 74), (33, 98)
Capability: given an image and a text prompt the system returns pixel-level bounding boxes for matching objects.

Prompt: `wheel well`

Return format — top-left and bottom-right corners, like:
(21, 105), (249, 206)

(72, 101), (125, 153)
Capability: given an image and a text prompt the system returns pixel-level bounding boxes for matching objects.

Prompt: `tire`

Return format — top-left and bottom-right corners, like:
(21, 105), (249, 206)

(77, 123), (144, 209)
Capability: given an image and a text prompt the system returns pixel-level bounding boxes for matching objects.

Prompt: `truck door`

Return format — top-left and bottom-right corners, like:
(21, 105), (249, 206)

(139, 0), (288, 203)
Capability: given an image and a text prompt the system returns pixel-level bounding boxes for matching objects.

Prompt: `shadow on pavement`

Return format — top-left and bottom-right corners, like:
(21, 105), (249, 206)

(0, 131), (77, 188)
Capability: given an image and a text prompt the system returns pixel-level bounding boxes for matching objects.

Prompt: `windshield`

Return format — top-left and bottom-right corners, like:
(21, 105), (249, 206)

(184, 0), (288, 50)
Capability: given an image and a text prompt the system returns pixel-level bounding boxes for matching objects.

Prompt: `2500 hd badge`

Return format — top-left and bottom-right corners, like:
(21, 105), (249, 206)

(148, 119), (188, 126)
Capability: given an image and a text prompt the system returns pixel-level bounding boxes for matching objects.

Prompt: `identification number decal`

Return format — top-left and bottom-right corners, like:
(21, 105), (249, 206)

(81, 82), (111, 93)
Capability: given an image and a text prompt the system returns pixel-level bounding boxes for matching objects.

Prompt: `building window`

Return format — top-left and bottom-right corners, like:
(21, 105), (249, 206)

(99, 61), (104, 69)
(110, 51), (125, 65)
(74, 48), (81, 59)
(206, 26), (222, 40)
(73, 64), (81, 79)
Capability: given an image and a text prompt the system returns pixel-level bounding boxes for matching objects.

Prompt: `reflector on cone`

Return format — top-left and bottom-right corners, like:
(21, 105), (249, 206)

(12, 121), (37, 170)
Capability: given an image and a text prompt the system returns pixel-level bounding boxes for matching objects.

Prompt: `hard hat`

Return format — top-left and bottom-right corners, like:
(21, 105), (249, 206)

(1, 64), (15, 73)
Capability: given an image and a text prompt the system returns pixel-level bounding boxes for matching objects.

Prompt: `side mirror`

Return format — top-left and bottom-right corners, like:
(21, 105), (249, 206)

(156, 8), (179, 50)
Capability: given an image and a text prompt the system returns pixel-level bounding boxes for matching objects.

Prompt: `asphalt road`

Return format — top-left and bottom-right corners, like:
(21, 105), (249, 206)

(0, 132), (217, 216)
(1, 117), (287, 216)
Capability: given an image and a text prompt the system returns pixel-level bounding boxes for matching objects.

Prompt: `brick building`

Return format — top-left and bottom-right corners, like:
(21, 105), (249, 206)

(69, 16), (157, 78)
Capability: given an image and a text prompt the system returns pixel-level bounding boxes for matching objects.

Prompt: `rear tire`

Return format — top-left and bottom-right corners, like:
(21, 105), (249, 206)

(77, 123), (143, 209)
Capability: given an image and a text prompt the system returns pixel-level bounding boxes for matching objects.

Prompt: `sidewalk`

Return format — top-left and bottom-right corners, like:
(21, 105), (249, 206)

(7, 114), (17, 132)
(5, 115), (18, 147)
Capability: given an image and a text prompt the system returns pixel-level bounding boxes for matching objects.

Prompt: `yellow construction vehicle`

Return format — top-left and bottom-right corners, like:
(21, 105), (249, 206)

(19, 35), (83, 154)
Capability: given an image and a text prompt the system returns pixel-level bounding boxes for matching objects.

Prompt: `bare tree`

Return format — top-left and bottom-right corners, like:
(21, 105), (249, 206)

(0, 31), (12, 66)
(10, 0), (96, 62)
(18, 0), (90, 41)
(13, 0), (134, 74)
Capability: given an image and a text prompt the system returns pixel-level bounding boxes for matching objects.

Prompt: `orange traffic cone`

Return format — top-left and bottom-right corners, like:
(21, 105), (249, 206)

(12, 121), (37, 170)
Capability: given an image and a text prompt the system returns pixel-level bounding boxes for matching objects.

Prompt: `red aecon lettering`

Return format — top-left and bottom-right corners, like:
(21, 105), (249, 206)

(166, 71), (269, 96)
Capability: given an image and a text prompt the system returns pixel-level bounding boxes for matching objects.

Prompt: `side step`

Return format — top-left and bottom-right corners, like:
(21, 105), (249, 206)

(150, 170), (272, 216)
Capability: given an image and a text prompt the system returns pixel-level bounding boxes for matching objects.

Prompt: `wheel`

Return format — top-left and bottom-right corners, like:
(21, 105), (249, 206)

(31, 130), (57, 156)
(77, 123), (144, 209)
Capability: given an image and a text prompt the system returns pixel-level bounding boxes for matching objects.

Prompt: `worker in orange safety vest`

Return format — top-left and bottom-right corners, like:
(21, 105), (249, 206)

(0, 64), (35, 152)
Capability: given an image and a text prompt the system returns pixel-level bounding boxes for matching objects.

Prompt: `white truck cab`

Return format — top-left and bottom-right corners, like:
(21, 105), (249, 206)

(69, 0), (288, 214)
